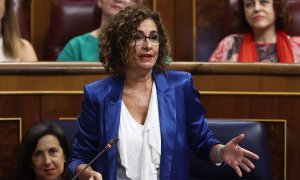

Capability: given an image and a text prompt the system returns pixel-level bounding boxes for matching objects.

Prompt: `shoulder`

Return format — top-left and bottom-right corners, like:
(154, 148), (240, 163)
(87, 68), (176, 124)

(63, 33), (99, 50)
(220, 34), (243, 44)
(163, 70), (192, 86)
(166, 70), (191, 79)
(19, 39), (38, 62)
(288, 36), (300, 44)
(85, 76), (121, 96)
(209, 34), (243, 62)
(287, 35), (300, 63)
(87, 76), (116, 89)
(68, 33), (98, 45)
(287, 35), (300, 50)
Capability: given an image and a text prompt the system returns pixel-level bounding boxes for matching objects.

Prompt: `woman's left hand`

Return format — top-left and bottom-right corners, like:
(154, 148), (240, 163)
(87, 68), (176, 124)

(222, 134), (260, 177)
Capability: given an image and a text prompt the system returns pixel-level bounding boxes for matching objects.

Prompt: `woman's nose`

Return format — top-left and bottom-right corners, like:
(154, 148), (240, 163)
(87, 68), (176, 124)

(254, 2), (262, 11)
(44, 154), (52, 164)
(143, 38), (152, 49)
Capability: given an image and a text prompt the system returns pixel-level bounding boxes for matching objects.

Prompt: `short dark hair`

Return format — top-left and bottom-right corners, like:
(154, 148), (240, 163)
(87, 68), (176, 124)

(100, 5), (171, 75)
(233, 0), (292, 33)
(18, 121), (70, 180)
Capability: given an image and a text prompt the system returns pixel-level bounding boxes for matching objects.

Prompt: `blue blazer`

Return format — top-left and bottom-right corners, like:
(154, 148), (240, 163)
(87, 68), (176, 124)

(69, 70), (220, 179)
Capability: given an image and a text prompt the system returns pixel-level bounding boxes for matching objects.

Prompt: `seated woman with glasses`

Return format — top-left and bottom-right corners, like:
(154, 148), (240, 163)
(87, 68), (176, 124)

(209, 0), (300, 63)
(69, 5), (259, 180)
(57, 0), (142, 62)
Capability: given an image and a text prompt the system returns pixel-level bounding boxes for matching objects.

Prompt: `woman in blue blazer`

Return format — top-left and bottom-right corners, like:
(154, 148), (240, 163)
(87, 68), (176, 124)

(69, 5), (259, 180)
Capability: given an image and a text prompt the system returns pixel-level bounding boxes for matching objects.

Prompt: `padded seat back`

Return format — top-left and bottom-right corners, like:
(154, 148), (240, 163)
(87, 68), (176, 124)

(190, 119), (272, 180)
(14, 0), (31, 40)
(286, 0), (300, 36)
(45, 0), (101, 60)
(52, 120), (78, 148)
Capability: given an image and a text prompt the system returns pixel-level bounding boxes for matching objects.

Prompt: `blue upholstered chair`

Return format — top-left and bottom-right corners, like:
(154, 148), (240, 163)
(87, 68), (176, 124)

(52, 120), (79, 148)
(53, 119), (271, 180)
(190, 119), (272, 180)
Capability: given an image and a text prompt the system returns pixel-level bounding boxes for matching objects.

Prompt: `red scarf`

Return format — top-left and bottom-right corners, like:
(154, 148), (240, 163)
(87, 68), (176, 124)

(238, 31), (294, 63)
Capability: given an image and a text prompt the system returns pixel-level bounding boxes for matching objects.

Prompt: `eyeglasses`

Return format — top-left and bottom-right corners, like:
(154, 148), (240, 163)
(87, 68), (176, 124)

(244, 0), (271, 10)
(133, 33), (160, 46)
(110, 0), (137, 4)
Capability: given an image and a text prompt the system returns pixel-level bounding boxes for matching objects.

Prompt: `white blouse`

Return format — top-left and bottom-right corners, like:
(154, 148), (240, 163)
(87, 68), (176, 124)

(117, 82), (161, 180)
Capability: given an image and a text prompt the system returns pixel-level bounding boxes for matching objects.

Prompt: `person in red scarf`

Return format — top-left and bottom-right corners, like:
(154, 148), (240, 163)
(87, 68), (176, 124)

(209, 0), (300, 63)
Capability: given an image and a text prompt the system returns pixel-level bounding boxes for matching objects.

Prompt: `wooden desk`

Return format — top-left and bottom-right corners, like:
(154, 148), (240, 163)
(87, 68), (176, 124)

(0, 62), (298, 179)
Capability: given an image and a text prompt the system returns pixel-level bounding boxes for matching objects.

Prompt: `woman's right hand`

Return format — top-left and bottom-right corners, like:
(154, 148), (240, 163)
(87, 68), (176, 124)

(76, 164), (102, 180)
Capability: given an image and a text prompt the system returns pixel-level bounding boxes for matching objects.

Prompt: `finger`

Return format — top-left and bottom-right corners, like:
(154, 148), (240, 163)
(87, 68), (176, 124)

(233, 165), (243, 177)
(240, 161), (251, 173)
(95, 173), (103, 180)
(232, 134), (245, 145)
(244, 149), (260, 160)
(243, 157), (255, 169)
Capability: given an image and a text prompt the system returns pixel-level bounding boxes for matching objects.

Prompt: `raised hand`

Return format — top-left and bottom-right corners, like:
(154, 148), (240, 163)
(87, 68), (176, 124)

(222, 134), (260, 177)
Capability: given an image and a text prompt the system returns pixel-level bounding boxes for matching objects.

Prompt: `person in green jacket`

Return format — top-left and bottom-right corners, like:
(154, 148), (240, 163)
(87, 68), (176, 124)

(57, 0), (142, 62)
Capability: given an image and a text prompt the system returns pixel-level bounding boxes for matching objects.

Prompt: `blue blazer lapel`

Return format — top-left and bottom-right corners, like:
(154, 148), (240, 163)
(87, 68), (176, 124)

(154, 72), (177, 180)
(104, 76), (124, 180)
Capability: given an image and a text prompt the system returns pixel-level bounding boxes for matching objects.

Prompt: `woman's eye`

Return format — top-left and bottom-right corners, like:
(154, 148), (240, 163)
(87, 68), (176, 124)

(134, 34), (144, 41)
(33, 151), (42, 157)
(245, 2), (254, 8)
(261, 0), (269, 5)
(49, 148), (58, 156)
(150, 34), (159, 41)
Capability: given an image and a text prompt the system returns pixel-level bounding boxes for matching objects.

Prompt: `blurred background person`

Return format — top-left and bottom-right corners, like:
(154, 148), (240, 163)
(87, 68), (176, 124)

(0, 0), (37, 62)
(69, 5), (259, 180)
(209, 0), (300, 63)
(19, 121), (70, 180)
(57, 0), (142, 62)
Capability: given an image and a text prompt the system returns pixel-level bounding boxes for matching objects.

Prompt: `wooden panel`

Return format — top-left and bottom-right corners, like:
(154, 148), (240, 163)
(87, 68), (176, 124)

(262, 121), (286, 180)
(41, 94), (83, 120)
(143, 0), (153, 8)
(0, 95), (40, 134)
(155, 0), (175, 58)
(174, 0), (193, 61)
(31, 0), (52, 59)
(0, 118), (21, 179)
(0, 62), (299, 180)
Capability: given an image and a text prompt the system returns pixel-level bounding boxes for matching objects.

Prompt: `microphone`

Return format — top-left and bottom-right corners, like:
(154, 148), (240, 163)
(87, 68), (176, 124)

(72, 137), (119, 180)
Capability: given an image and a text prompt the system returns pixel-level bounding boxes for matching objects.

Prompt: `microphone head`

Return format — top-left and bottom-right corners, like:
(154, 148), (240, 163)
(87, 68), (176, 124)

(105, 137), (119, 151)
(109, 137), (119, 145)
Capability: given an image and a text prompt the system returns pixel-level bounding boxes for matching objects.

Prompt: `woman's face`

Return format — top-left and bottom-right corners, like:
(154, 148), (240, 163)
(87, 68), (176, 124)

(99, 0), (137, 18)
(0, 0), (5, 20)
(31, 134), (65, 180)
(126, 18), (160, 73)
(243, 0), (276, 31)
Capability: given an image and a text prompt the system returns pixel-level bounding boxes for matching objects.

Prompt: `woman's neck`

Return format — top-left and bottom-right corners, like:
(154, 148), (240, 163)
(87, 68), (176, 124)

(253, 26), (277, 44)
(124, 70), (153, 89)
